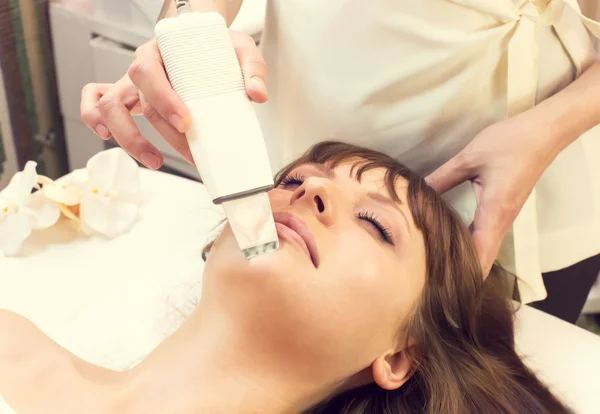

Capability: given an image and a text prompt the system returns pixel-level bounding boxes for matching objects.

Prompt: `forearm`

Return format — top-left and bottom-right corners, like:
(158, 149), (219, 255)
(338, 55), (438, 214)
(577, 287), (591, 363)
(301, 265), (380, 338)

(160, 0), (244, 26)
(526, 60), (600, 158)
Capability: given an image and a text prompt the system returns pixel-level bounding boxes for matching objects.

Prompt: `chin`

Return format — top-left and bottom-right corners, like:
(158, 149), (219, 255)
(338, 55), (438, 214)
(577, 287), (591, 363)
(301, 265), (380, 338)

(204, 252), (317, 331)
(219, 252), (301, 282)
(208, 228), (312, 274)
(203, 244), (309, 328)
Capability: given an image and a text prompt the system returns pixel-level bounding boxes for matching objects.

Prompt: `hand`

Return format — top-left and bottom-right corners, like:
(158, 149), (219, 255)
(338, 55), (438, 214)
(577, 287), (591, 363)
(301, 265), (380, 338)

(80, 31), (268, 169)
(425, 116), (559, 277)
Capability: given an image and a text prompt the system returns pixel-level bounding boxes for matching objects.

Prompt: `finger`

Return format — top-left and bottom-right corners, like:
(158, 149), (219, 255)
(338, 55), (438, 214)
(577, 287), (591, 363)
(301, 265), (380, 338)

(425, 151), (478, 194)
(124, 92), (144, 116)
(472, 232), (498, 278)
(128, 39), (191, 133)
(81, 83), (114, 139)
(231, 31), (268, 103)
(98, 78), (163, 170)
(139, 91), (195, 165)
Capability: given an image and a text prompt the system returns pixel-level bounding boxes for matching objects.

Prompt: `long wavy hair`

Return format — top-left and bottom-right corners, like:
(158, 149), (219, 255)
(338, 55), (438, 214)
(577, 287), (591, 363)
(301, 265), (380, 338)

(203, 141), (571, 414)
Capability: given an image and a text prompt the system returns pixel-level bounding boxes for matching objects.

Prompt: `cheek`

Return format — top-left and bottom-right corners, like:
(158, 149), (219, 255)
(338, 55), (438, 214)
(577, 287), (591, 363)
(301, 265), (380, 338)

(315, 230), (404, 341)
(268, 189), (291, 208)
(327, 227), (391, 287)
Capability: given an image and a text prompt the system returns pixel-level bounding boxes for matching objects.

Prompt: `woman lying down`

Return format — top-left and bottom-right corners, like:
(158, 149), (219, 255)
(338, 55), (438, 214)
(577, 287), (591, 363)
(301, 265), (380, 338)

(0, 142), (571, 414)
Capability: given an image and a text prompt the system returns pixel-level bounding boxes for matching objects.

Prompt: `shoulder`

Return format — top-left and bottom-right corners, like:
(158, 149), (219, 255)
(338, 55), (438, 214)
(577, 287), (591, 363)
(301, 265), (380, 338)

(0, 309), (44, 336)
(0, 310), (88, 411)
(0, 309), (78, 396)
(0, 310), (122, 398)
(0, 310), (62, 382)
(0, 309), (42, 352)
(0, 309), (55, 359)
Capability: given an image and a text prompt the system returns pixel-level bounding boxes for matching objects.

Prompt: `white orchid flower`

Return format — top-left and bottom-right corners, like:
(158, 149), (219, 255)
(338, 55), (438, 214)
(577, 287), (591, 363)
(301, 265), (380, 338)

(38, 168), (87, 222)
(0, 161), (60, 255)
(39, 148), (141, 238)
(80, 148), (141, 237)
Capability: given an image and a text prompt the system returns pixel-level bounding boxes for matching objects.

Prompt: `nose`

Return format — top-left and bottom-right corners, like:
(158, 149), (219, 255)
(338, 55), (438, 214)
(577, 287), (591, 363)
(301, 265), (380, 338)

(289, 178), (335, 227)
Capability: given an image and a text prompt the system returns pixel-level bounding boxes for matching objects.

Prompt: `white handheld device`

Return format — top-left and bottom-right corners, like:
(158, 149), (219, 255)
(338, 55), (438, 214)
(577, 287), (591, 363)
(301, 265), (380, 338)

(155, 1), (278, 259)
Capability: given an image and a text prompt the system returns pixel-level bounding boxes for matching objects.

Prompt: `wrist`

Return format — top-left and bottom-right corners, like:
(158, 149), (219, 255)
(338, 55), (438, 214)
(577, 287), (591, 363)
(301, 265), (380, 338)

(533, 61), (600, 156)
(531, 101), (574, 160)
(506, 106), (565, 167)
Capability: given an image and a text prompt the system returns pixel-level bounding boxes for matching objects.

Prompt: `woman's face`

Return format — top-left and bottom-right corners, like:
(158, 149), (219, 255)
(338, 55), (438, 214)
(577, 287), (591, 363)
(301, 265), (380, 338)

(203, 161), (427, 384)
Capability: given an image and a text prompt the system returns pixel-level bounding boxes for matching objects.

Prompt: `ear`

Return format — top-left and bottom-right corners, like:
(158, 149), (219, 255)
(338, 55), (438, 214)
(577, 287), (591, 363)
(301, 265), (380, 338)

(371, 346), (416, 391)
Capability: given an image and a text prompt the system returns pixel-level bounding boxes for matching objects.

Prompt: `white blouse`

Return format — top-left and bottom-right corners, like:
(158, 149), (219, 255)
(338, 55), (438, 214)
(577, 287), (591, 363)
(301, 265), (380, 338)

(254, 0), (600, 303)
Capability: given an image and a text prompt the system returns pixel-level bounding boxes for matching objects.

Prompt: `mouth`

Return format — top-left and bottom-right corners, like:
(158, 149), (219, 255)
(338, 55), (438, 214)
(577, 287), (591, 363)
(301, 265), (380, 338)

(272, 211), (319, 268)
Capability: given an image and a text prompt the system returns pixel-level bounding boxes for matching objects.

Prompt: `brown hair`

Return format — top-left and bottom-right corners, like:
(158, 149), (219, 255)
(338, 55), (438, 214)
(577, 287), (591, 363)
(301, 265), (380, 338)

(204, 141), (572, 414)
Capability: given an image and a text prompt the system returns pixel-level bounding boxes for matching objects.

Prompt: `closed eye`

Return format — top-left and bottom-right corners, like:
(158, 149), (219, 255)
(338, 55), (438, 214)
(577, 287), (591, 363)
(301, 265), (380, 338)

(279, 173), (305, 188)
(357, 211), (395, 245)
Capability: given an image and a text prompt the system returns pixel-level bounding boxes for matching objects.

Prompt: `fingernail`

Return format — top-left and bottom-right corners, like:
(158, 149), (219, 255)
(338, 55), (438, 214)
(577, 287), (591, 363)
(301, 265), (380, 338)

(141, 152), (160, 170)
(169, 114), (187, 133)
(249, 77), (267, 95)
(95, 125), (110, 139)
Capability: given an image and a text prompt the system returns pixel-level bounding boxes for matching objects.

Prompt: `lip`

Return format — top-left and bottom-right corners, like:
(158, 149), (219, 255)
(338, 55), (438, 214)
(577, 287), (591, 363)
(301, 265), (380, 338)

(273, 211), (319, 268)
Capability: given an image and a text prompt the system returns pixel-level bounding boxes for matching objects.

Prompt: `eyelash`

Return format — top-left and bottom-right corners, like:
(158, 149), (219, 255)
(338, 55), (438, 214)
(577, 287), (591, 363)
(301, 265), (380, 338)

(357, 211), (395, 245)
(279, 173), (395, 245)
(279, 173), (306, 186)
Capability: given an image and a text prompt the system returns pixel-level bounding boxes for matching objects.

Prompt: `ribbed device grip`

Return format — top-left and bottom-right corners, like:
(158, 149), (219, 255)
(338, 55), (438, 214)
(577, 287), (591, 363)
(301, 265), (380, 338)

(155, 12), (278, 257)
(156, 13), (244, 102)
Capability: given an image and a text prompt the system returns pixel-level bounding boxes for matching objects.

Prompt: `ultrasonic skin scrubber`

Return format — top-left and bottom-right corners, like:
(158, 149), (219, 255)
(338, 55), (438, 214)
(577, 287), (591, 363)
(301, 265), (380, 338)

(155, 0), (278, 259)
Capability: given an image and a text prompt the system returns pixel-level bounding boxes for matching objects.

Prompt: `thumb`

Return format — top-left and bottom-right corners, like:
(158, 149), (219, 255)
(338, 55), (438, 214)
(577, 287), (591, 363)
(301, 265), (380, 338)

(471, 208), (504, 278)
(426, 152), (476, 194)
(231, 31), (268, 103)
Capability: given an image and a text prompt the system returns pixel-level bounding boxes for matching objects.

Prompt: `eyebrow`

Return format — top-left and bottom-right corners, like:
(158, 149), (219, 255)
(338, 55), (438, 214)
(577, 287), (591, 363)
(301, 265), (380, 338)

(367, 192), (412, 236)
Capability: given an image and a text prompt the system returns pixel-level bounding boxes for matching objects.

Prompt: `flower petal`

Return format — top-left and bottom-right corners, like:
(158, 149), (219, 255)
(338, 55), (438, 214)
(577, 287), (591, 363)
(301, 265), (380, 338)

(81, 216), (93, 236)
(0, 199), (8, 217)
(36, 174), (54, 186)
(59, 203), (81, 224)
(80, 193), (139, 238)
(69, 168), (89, 185)
(87, 148), (141, 202)
(0, 212), (32, 255)
(42, 180), (83, 206)
(0, 161), (37, 204)
(22, 191), (61, 229)
(39, 170), (88, 206)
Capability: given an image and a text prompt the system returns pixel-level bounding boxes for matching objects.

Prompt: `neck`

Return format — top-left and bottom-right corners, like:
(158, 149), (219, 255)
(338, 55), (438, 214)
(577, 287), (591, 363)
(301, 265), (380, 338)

(111, 303), (320, 414)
